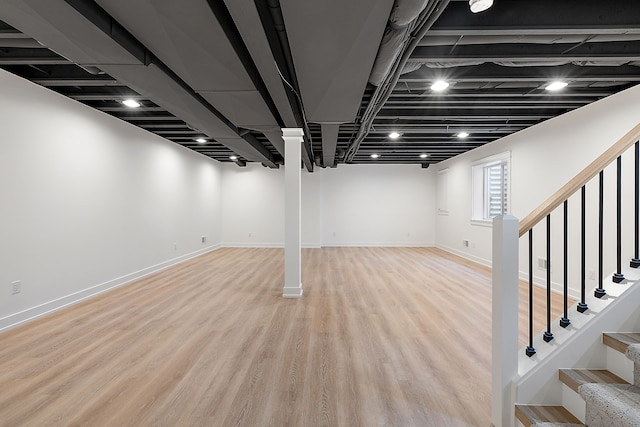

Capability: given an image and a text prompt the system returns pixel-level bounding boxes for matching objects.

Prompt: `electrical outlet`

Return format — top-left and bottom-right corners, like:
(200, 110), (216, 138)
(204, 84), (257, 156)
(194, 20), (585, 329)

(248, 232), (252, 238)
(11, 280), (21, 295)
(463, 240), (469, 247)
(538, 258), (548, 270)
(173, 243), (177, 250)
(201, 236), (207, 244)
(589, 270), (596, 280)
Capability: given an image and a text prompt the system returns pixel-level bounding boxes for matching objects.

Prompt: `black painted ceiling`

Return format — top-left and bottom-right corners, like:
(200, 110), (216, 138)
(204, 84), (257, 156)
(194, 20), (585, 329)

(1, 0), (638, 170)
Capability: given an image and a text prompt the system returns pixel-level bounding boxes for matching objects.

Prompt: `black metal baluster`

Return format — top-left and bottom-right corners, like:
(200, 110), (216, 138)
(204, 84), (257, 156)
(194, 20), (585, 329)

(595, 171), (606, 298)
(560, 201), (570, 327)
(543, 214), (554, 342)
(613, 156), (625, 283)
(578, 186), (588, 312)
(632, 141), (640, 268)
(526, 229), (536, 357)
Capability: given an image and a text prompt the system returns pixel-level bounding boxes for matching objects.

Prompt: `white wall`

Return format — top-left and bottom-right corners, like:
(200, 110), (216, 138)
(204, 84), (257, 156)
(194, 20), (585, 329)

(435, 84), (640, 296)
(0, 70), (222, 330)
(221, 163), (435, 247)
(321, 164), (435, 246)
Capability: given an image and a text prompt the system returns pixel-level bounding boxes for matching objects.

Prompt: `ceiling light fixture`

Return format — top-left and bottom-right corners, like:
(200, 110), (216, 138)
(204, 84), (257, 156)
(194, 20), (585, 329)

(431, 80), (449, 92)
(469, 0), (493, 13)
(370, 154), (380, 159)
(420, 154), (429, 159)
(389, 131), (401, 139)
(545, 81), (568, 91)
(229, 155), (238, 161)
(195, 138), (206, 144)
(457, 132), (469, 139)
(122, 99), (140, 108)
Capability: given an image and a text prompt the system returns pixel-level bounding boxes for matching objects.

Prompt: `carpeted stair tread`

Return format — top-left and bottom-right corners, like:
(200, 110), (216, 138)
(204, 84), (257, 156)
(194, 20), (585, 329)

(579, 383), (640, 427)
(515, 404), (583, 427)
(559, 368), (629, 393)
(603, 333), (640, 354)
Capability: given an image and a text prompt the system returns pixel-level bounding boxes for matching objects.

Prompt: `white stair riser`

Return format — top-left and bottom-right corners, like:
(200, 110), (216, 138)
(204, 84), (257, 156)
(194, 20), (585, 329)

(606, 346), (635, 384)
(562, 383), (586, 423)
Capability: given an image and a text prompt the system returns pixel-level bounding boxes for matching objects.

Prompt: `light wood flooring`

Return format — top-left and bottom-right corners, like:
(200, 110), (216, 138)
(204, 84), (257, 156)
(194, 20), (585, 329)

(0, 247), (569, 426)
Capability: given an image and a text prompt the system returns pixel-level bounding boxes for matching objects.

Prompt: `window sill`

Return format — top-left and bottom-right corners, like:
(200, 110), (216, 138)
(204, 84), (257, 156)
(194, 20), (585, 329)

(471, 219), (493, 227)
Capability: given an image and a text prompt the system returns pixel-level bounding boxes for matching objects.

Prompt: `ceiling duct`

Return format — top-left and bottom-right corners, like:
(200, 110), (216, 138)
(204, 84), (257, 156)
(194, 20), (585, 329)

(345, 0), (450, 162)
(369, 0), (429, 86)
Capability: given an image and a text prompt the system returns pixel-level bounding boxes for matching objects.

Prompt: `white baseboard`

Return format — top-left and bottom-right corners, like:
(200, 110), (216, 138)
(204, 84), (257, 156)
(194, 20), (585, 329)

(283, 283), (303, 298)
(0, 244), (222, 332)
(320, 242), (435, 248)
(435, 244), (582, 300)
(435, 243), (492, 268)
(224, 242), (434, 249)
(521, 272), (581, 301)
(222, 242), (284, 248)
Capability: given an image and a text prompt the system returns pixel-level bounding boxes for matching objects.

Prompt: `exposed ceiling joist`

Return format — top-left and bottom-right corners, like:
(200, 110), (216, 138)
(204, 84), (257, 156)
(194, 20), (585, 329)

(1, 0), (639, 166)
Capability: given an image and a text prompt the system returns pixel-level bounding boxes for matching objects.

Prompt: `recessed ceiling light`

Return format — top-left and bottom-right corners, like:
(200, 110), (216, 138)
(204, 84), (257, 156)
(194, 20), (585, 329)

(431, 80), (449, 92)
(122, 99), (140, 108)
(370, 154), (380, 159)
(420, 154), (429, 159)
(457, 132), (469, 139)
(389, 131), (401, 139)
(229, 155), (238, 161)
(545, 81), (568, 91)
(469, 0), (493, 13)
(195, 138), (207, 144)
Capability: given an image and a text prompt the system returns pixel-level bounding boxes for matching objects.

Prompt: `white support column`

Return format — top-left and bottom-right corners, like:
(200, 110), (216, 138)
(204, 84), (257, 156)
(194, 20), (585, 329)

(283, 128), (303, 298)
(492, 215), (519, 427)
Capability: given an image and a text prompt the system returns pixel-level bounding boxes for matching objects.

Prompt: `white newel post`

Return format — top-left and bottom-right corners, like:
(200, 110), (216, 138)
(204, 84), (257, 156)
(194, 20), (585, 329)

(282, 128), (303, 298)
(492, 215), (519, 427)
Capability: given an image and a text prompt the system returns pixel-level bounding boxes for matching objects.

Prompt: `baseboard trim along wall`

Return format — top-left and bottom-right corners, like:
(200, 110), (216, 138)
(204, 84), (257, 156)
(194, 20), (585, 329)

(436, 244), (581, 299)
(223, 242), (434, 249)
(436, 244), (491, 268)
(0, 244), (222, 332)
(320, 242), (435, 248)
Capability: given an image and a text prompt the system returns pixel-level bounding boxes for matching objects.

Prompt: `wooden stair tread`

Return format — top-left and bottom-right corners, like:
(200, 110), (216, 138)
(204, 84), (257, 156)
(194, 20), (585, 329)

(515, 405), (583, 426)
(603, 332), (640, 354)
(559, 369), (629, 393)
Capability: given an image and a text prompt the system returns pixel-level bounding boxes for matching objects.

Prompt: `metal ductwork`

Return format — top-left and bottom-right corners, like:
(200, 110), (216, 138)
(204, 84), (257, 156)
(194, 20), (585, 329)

(369, 0), (430, 86)
(345, 0), (450, 162)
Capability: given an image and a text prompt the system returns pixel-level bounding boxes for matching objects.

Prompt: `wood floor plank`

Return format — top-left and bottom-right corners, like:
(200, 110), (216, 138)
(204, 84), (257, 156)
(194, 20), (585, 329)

(0, 247), (569, 426)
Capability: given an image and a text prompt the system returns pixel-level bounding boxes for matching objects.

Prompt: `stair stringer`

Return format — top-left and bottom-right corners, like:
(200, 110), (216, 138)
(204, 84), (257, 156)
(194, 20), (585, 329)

(515, 271), (640, 411)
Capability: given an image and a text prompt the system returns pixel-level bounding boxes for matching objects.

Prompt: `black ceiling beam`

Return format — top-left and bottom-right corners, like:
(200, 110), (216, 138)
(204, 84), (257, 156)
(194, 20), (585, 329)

(379, 103), (582, 110)
(410, 41), (640, 62)
(205, 0), (284, 129)
(432, 0), (640, 33)
(376, 109), (555, 119)
(69, 94), (142, 101)
(254, 0), (314, 172)
(62, 0), (279, 169)
(31, 78), (121, 86)
(101, 106), (164, 112)
(382, 99), (591, 105)
(399, 63), (640, 82)
(384, 89), (616, 98)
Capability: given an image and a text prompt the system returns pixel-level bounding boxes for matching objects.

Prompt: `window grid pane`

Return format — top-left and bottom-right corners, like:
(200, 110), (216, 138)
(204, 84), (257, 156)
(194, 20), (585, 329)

(485, 162), (508, 219)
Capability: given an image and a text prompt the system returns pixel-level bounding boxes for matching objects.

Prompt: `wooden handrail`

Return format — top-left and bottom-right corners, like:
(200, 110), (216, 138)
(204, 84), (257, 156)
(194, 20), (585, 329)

(519, 122), (640, 237)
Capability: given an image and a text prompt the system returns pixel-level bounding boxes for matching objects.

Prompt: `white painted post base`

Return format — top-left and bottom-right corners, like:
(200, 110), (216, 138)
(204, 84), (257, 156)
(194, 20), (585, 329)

(283, 284), (303, 298)
(283, 128), (304, 299)
(492, 215), (519, 427)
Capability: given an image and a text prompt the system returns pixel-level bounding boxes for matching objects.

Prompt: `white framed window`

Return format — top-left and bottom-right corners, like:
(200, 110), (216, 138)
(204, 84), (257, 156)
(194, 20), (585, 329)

(471, 152), (510, 223)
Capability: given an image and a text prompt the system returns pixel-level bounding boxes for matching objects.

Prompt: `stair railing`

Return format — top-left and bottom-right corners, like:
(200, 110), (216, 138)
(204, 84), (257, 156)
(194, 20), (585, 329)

(491, 122), (640, 427)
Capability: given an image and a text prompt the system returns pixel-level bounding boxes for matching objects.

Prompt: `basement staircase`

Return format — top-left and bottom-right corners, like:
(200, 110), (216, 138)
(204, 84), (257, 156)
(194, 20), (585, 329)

(516, 333), (640, 426)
